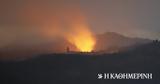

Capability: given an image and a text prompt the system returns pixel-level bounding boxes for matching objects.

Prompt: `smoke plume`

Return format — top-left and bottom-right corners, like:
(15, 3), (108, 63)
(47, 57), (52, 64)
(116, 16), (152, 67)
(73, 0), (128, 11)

(0, 0), (96, 59)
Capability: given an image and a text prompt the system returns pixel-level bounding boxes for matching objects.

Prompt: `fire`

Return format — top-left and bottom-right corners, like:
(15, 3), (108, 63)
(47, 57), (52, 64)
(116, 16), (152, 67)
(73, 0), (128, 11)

(67, 25), (96, 52)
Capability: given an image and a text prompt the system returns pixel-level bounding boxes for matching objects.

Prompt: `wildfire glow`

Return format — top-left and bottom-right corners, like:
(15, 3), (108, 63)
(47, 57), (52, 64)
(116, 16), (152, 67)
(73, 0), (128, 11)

(67, 25), (96, 52)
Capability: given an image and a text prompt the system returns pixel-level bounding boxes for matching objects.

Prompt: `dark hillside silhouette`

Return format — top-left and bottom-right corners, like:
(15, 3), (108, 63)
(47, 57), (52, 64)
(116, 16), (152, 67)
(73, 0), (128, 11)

(0, 41), (160, 84)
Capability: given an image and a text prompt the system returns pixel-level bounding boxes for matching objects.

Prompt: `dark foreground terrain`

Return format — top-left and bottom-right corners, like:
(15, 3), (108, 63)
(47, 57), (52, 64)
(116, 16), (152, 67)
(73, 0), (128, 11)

(0, 41), (160, 84)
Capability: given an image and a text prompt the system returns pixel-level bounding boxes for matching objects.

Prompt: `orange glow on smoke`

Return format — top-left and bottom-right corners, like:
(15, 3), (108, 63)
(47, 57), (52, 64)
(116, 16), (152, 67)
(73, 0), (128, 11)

(67, 25), (96, 52)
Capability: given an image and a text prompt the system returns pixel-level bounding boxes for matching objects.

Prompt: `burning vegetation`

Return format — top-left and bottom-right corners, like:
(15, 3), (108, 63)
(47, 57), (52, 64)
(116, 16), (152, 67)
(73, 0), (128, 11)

(66, 24), (96, 52)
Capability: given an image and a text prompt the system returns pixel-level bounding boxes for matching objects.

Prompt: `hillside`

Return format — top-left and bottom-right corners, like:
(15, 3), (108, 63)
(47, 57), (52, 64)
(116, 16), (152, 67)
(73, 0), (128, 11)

(0, 41), (160, 84)
(0, 32), (151, 60)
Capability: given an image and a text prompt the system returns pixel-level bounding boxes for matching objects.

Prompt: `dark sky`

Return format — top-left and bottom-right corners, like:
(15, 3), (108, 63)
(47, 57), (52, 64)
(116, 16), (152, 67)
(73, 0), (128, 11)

(0, 0), (160, 48)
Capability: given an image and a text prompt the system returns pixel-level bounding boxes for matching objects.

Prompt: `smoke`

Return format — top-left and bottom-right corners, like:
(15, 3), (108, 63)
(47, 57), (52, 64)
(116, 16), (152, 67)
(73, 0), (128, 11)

(0, 0), (95, 59)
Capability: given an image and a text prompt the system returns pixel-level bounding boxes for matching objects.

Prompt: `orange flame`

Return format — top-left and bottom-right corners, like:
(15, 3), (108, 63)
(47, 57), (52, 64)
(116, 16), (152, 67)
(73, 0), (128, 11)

(67, 25), (96, 52)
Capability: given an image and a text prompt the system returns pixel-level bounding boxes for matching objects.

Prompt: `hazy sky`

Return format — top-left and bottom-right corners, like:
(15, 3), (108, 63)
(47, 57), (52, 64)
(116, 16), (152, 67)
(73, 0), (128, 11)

(0, 0), (160, 46)
(79, 0), (160, 39)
